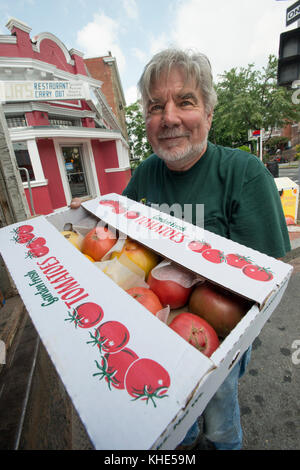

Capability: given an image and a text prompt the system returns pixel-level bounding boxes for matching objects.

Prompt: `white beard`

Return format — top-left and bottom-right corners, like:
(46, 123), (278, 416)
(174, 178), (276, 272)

(154, 136), (208, 166)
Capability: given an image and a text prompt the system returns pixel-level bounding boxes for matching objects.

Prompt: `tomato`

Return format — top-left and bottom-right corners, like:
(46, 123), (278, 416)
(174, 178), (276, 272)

(226, 253), (252, 269)
(188, 240), (211, 253)
(13, 224), (34, 234)
(61, 230), (82, 250)
(81, 225), (117, 261)
(26, 245), (49, 258)
(147, 265), (193, 309)
(27, 237), (47, 249)
(87, 321), (130, 354)
(242, 265), (273, 282)
(93, 348), (139, 390)
(65, 302), (104, 328)
(110, 238), (160, 279)
(188, 281), (251, 338)
(169, 312), (219, 357)
(124, 358), (171, 407)
(126, 287), (163, 315)
(201, 249), (226, 264)
(13, 232), (35, 244)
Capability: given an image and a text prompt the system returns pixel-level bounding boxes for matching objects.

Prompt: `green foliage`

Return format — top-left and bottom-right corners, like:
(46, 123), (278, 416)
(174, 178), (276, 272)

(265, 136), (289, 153)
(125, 101), (153, 169)
(237, 145), (251, 153)
(210, 55), (300, 148)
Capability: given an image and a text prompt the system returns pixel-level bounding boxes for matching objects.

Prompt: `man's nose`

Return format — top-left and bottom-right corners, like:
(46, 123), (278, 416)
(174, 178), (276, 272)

(162, 101), (181, 127)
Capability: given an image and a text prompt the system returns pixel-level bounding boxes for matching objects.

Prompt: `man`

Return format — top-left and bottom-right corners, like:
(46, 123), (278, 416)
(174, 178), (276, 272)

(72, 48), (291, 450)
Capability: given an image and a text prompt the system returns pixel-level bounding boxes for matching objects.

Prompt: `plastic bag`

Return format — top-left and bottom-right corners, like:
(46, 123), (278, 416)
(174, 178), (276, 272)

(150, 259), (205, 288)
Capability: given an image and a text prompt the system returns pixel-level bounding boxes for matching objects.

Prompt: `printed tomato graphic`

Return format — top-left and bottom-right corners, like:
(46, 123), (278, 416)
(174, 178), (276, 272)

(202, 248), (226, 264)
(99, 200), (125, 214)
(242, 265), (273, 282)
(124, 358), (170, 407)
(12, 231), (35, 244)
(124, 211), (140, 219)
(26, 245), (49, 258)
(65, 302), (104, 328)
(226, 253), (252, 269)
(188, 240), (211, 253)
(87, 321), (130, 353)
(93, 348), (139, 390)
(27, 237), (47, 249)
(12, 224), (34, 234)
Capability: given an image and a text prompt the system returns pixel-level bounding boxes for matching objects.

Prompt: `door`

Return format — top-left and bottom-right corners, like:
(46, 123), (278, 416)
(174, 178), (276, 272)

(62, 146), (89, 198)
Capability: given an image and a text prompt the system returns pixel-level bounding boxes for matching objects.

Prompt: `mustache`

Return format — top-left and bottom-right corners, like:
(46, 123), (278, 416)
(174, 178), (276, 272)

(158, 129), (190, 139)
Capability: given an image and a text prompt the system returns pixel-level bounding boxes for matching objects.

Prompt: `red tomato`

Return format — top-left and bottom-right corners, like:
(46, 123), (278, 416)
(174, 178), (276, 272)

(65, 302), (104, 328)
(93, 348), (139, 390)
(226, 253), (252, 269)
(81, 226), (117, 261)
(201, 249), (225, 264)
(126, 287), (163, 315)
(188, 281), (251, 338)
(125, 358), (171, 407)
(13, 232), (35, 244)
(27, 237), (47, 248)
(188, 240), (211, 253)
(242, 265), (273, 282)
(13, 224), (34, 234)
(87, 321), (130, 354)
(169, 312), (219, 357)
(147, 271), (192, 309)
(26, 245), (49, 258)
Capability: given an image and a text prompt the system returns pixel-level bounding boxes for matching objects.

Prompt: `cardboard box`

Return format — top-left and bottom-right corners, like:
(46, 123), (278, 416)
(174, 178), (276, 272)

(0, 193), (293, 450)
(275, 177), (299, 224)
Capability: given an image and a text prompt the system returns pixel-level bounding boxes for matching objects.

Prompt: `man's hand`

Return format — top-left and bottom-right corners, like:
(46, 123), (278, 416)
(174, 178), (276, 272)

(70, 197), (82, 209)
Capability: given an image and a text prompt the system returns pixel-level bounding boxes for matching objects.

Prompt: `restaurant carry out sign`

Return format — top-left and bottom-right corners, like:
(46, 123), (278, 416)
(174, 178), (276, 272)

(0, 80), (89, 102)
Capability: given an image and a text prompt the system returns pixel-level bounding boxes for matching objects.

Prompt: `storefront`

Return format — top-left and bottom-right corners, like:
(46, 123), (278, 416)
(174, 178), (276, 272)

(0, 18), (131, 215)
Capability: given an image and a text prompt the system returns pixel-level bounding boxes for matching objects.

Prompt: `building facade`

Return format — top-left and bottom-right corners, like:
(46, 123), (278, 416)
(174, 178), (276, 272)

(0, 18), (131, 216)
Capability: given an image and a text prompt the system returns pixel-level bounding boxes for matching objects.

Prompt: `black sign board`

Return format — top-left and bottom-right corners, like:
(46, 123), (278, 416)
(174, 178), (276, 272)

(286, 0), (300, 27)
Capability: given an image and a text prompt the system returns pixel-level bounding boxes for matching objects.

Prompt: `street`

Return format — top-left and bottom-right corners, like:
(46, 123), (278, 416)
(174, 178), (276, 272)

(279, 165), (300, 185)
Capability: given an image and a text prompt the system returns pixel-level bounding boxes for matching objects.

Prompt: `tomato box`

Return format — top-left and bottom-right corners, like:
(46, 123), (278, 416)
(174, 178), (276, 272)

(0, 193), (293, 450)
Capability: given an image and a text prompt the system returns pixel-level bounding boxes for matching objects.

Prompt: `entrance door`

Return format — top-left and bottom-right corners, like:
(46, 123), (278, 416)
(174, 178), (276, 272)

(62, 146), (89, 198)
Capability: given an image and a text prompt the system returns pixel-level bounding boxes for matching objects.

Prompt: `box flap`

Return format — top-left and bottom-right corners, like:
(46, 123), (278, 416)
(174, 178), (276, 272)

(274, 177), (299, 190)
(83, 194), (293, 306)
(0, 216), (214, 450)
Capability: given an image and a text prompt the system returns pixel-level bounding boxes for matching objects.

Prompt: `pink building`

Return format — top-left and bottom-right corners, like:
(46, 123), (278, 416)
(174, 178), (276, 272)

(0, 18), (131, 215)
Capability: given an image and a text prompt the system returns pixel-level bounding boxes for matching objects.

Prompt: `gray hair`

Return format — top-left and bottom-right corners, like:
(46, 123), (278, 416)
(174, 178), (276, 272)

(138, 48), (218, 114)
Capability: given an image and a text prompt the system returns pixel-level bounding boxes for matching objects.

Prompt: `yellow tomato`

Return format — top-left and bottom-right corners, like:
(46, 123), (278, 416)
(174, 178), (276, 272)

(61, 230), (82, 250)
(84, 254), (95, 262)
(110, 238), (160, 279)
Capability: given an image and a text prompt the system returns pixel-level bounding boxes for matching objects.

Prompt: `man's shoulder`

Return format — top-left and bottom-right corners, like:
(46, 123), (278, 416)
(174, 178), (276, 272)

(209, 142), (264, 172)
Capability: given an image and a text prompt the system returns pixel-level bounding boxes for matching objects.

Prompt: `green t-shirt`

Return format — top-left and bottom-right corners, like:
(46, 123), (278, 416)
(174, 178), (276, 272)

(123, 142), (291, 258)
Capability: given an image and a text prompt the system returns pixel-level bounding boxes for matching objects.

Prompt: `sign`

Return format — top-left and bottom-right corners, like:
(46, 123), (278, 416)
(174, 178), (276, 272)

(0, 80), (89, 103)
(252, 130), (261, 136)
(286, 0), (300, 26)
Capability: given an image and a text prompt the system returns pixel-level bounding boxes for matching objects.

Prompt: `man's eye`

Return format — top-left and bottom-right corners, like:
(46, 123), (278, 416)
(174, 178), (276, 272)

(148, 104), (163, 113)
(180, 100), (193, 107)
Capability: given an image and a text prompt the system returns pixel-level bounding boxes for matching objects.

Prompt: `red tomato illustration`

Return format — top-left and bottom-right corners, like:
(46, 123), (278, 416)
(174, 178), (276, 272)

(13, 232), (35, 244)
(188, 240), (211, 253)
(202, 248), (226, 264)
(13, 224), (34, 234)
(26, 245), (49, 258)
(87, 321), (130, 353)
(27, 237), (47, 249)
(65, 302), (104, 328)
(93, 348), (139, 390)
(124, 211), (140, 219)
(124, 358), (171, 407)
(226, 253), (252, 269)
(242, 265), (273, 282)
(99, 200), (125, 213)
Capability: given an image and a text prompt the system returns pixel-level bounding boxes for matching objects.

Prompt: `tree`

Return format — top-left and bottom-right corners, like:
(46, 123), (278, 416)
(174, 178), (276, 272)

(210, 55), (300, 148)
(125, 101), (152, 169)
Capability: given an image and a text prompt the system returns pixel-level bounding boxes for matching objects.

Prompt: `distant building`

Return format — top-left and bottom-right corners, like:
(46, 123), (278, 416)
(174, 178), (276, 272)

(0, 18), (131, 215)
(84, 53), (128, 140)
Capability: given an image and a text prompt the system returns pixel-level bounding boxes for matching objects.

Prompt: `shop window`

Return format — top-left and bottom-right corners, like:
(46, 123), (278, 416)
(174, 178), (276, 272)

(6, 115), (27, 128)
(49, 116), (81, 127)
(13, 142), (35, 182)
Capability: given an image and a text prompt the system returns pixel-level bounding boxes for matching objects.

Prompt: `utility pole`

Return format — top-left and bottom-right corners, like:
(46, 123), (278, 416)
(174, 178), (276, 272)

(0, 102), (30, 227)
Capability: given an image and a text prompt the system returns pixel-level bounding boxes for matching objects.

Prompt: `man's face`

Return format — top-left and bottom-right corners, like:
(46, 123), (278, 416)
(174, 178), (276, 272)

(145, 66), (213, 171)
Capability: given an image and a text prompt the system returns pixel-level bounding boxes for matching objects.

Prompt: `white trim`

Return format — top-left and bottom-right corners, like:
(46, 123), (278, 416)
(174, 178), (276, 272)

(9, 126), (122, 142)
(0, 36), (17, 44)
(6, 17), (31, 34)
(23, 179), (48, 188)
(105, 167), (131, 173)
(3, 101), (95, 118)
(32, 32), (74, 65)
(26, 139), (45, 181)
(69, 49), (84, 58)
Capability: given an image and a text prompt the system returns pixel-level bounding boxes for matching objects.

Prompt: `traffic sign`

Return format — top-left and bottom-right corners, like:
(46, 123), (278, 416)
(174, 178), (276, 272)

(286, 0), (300, 26)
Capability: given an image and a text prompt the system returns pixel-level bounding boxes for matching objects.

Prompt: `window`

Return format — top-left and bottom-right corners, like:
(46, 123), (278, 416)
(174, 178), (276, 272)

(49, 116), (81, 127)
(13, 142), (35, 182)
(6, 115), (27, 128)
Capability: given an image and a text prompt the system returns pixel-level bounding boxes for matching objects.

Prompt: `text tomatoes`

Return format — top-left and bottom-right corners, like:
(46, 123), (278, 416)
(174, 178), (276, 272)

(169, 312), (219, 357)
(147, 267), (193, 309)
(81, 225), (117, 261)
(188, 281), (252, 338)
(126, 287), (163, 316)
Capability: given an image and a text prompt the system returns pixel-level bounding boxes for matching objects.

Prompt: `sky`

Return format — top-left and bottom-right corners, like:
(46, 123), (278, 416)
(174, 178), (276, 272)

(0, 0), (297, 105)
